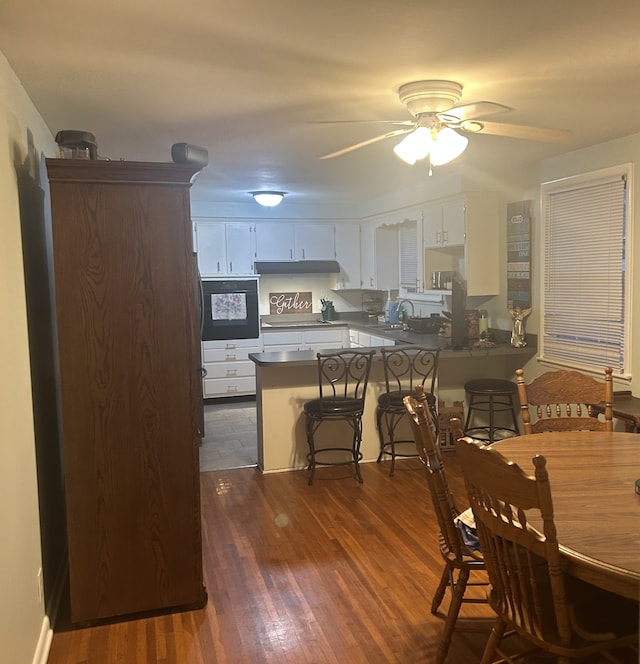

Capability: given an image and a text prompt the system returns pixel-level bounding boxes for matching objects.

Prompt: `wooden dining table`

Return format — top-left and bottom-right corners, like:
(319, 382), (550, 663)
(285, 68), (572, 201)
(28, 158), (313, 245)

(495, 431), (639, 601)
(591, 391), (640, 433)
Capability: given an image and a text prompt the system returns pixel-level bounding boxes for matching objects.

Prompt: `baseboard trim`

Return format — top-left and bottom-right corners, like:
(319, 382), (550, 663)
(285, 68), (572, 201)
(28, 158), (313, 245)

(32, 615), (53, 664)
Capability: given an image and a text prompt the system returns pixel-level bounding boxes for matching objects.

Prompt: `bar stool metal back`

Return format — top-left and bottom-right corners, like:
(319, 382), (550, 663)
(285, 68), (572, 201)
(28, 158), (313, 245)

(304, 350), (375, 485)
(376, 346), (440, 476)
(463, 378), (520, 444)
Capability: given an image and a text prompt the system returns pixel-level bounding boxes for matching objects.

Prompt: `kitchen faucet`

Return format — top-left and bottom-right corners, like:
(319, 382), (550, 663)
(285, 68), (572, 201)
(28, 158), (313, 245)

(397, 299), (414, 321)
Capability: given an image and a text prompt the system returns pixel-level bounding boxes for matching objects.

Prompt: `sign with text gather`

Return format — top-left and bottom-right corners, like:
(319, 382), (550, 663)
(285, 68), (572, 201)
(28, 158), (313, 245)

(269, 292), (313, 314)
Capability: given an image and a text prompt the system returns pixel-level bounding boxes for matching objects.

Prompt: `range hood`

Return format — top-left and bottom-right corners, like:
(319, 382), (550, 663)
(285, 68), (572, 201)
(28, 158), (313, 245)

(254, 260), (340, 275)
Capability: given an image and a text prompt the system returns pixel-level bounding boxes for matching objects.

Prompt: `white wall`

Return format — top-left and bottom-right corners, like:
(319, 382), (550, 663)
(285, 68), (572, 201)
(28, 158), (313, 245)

(0, 51), (56, 663)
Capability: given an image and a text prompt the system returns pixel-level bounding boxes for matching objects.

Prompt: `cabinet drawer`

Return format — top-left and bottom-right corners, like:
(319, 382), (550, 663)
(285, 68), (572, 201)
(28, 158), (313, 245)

(203, 346), (261, 362)
(303, 329), (344, 344)
(203, 376), (256, 398)
(262, 331), (304, 346)
(202, 338), (262, 351)
(204, 360), (255, 380)
(304, 341), (343, 351)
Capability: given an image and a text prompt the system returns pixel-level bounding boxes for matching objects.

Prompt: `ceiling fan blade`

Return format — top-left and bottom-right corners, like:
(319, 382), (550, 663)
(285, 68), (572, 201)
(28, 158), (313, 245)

(463, 120), (572, 143)
(312, 119), (415, 126)
(444, 101), (512, 122)
(319, 128), (413, 159)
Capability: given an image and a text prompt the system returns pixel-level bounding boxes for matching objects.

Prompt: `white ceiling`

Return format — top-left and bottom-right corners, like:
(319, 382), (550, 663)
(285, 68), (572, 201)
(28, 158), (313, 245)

(2, 0), (640, 208)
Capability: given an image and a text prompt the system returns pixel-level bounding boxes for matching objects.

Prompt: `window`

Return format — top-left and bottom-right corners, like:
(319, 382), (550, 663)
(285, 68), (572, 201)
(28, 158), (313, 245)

(540, 164), (631, 376)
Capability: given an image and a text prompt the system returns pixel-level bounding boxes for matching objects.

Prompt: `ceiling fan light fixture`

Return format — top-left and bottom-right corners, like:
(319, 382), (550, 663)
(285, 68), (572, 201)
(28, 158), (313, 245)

(393, 127), (432, 165)
(429, 128), (469, 166)
(250, 191), (286, 207)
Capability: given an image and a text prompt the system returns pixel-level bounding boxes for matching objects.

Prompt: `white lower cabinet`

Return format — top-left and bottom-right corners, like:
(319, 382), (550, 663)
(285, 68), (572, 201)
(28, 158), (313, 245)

(302, 328), (347, 350)
(349, 330), (395, 348)
(202, 338), (262, 397)
(262, 328), (349, 352)
(262, 330), (304, 352)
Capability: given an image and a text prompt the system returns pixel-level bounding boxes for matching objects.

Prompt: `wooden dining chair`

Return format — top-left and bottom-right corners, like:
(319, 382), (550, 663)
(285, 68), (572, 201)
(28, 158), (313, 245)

(516, 366), (614, 434)
(403, 386), (488, 664)
(455, 435), (639, 663)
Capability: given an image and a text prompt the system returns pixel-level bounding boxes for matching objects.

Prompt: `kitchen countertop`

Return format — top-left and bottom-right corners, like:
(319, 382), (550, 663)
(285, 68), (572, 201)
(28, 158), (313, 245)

(253, 314), (536, 474)
(256, 313), (536, 364)
(250, 343), (534, 366)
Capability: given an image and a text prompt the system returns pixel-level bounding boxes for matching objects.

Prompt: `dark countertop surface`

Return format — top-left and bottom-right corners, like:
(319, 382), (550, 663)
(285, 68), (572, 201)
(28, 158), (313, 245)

(254, 314), (536, 366)
(250, 344), (535, 366)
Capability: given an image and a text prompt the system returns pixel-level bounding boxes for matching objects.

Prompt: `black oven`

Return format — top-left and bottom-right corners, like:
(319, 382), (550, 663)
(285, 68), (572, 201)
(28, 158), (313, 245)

(201, 278), (260, 341)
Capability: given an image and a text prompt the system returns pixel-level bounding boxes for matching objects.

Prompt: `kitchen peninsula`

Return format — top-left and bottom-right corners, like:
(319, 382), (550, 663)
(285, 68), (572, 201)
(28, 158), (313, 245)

(250, 318), (535, 474)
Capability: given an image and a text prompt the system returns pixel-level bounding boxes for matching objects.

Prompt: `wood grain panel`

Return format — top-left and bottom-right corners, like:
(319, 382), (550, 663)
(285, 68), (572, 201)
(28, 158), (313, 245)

(47, 160), (205, 623)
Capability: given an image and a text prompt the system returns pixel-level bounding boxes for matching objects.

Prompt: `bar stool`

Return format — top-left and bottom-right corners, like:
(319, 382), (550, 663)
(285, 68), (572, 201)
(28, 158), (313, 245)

(463, 378), (519, 444)
(376, 346), (440, 476)
(304, 350), (375, 485)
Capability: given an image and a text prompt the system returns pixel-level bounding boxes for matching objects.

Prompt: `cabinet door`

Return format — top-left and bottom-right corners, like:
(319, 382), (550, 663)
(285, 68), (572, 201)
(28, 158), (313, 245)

(359, 223), (399, 290)
(254, 222), (295, 260)
(334, 223), (360, 289)
(442, 199), (465, 246)
(359, 223), (375, 289)
(195, 222), (226, 276)
(295, 223), (335, 260)
(302, 328), (345, 350)
(423, 201), (465, 247)
(375, 226), (399, 291)
(46, 159), (205, 623)
(423, 205), (443, 248)
(225, 223), (255, 275)
(262, 331), (303, 350)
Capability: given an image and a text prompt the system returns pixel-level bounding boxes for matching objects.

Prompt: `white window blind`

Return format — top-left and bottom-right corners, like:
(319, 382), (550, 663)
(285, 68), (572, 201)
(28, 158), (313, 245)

(541, 167), (629, 374)
(399, 221), (418, 289)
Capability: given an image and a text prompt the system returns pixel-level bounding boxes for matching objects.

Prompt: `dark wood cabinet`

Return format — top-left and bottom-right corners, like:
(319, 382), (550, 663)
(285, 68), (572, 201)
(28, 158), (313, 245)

(46, 159), (207, 624)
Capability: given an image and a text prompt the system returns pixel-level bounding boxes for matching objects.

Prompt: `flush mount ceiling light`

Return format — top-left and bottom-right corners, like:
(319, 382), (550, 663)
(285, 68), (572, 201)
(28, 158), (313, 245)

(393, 125), (468, 168)
(250, 191), (286, 207)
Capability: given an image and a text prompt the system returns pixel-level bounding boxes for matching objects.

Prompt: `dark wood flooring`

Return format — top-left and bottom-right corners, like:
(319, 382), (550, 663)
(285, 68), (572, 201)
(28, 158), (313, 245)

(45, 455), (636, 663)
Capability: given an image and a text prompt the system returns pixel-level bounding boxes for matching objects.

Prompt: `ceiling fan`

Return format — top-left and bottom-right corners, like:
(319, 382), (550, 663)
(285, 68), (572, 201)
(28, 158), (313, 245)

(319, 80), (571, 166)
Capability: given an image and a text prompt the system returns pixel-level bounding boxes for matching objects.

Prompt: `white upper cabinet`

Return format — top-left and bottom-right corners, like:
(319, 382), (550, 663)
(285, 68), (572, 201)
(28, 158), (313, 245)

(360, 222), (399, 290)
(195, 222), (226, 276)
(254, 222), (295, 261)
(423, 199), (465, 248)
(294, 223), (335, 260)
(225, 223), (255, 275)
(423, 194), (500, 296)
(194, 221), (255, 276)
(254, 222), (336, 261)
(334, 223), (361, 289)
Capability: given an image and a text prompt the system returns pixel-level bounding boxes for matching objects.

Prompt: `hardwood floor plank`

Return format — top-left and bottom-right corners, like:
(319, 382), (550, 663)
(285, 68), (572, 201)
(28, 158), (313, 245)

(48, 455), (561, 663)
